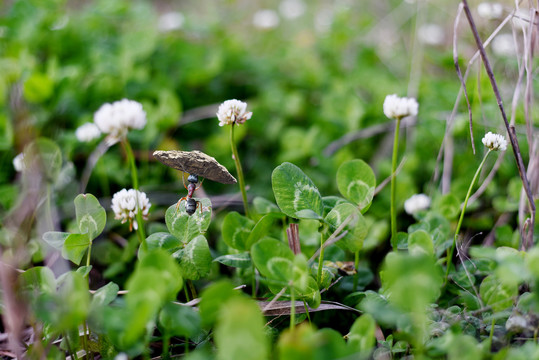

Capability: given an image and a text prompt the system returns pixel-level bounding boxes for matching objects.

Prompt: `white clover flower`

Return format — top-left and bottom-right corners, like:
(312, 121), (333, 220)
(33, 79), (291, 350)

(216, 99), (252, 126)
(482, 131), (507, 151)
(75, 122), (102, 142)
(253, 10), (280, 29)
(158, 11), (185, 32)
(383, 94), (419, 120)
(94, 99), (147, 140)
(279, 0), (306, 20)
(404, 194), (431, 215)
(13, 153), (25, 172)
(417, 24), (444, 46)
(492, 33), (516, 57)
(111, 189), (151, 231)
(477, 2), (503, 20)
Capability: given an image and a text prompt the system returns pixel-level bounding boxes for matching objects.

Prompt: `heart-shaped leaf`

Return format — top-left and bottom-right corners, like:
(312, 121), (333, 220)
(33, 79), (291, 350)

(62, 233), (91, 265)
(272, 162), (323, 220)
(251, 238), (294, 281)
(325, 203), (367, 253)
(173, 235), (212, 280)
(43, 231), (69, 250)
(222, 212), (255, 251)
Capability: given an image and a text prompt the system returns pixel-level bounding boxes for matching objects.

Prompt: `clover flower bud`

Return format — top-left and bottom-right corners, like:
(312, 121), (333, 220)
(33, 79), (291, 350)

(13, 153), (25, 172)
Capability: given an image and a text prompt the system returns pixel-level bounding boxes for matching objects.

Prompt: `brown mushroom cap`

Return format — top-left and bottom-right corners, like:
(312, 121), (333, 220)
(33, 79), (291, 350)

(153, 150), (237, 184)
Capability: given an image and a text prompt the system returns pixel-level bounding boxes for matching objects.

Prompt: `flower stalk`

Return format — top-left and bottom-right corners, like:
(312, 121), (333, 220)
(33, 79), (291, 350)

(390, 116), (402, 251)
(230, 124), (251, 219)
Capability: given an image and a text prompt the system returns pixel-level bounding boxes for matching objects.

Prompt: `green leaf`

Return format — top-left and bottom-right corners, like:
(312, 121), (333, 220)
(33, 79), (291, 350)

(23, 72), (54, 103)
(447, 333), (481, 360)
(247, 213), (282, 248)
(408, 230), (434, 256)
(272, 162), (323, 220)
(251, 238), (294, 281)
(143, 232), (182, 254)
(74, 193), (106, 240)
(253, 196), (281, 214)
(298, 276), (321, 308)
(336, 159), (376, 211)
(214, 253), (252, 269)
(199, 280), (242, 327)
(435, 194), (460, 220)
(165, 198), (212, 243)
(159, 302), (201, 338)
(173, 235), (212, 280)
(479, 274), (518, 312)
(42, 231), (69, 250)
(215, 297), (269, 360)
(222, 212), (255, 251)
(91, 282), (119, 309)
(62, 233), (91, 265)
(55, 271), (90, 332)
(325, 203), (367, 253)
(348, 314), (376, 354)
(277, 323), (349, 360)
(20, 267), (56, 297)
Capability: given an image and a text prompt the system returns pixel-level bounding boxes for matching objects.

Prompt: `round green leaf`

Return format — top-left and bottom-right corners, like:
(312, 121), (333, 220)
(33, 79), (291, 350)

(348, 314), (376, 354)
(143, 232), (182, 254)
(479, 274), (518, 312)
(251, 238), (294, 281)
(325, 203), (367, 253)
(165, 198), (212, 243)
(272, 162), (323, 220)
(247, 213), (281, 249)
(253, 196), (281, 215)
(408, 230), (434, 256)
(336, 159), (376, 211)
(222, 211), (255, 251)
(62, 233), (91, 265)
(75, 193), (106, 240)
(42, 231), (69, 250)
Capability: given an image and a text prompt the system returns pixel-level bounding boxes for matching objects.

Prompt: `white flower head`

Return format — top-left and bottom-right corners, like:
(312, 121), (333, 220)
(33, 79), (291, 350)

(216, 99), (252, 126)
(404, 194), (431, 215)
(111, 189), (151, 231)
(76, 122), (102, 142)
(383, 94), (419, 119)
(279, 0), (306, 20)
(418, 24), (444, 46)
(158, 11), (185, 32)
(94, 99), (147, 140)
(482, 131), (507, 151)
(253, 9), (280, 29)
(13, 152), (25, 172)
(492, 33), (516, 57)
(477, 2), (503, 20)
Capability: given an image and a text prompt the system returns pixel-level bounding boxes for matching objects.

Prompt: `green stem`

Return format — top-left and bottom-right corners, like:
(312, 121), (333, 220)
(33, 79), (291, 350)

(290, 284), (296, 330)
(445, 150), (492, 283)
(230, 124), (250, 219)
(162, 333), (170, 359)
(121, 139), (147, 250)
(188, 280), (198, 299)
(184, 286), (190, 302)
(390, 117), (402, 251)
(303, 300), (311, 324)
(353, 250), (360, 291)
(488, 317), (495, 345)
(251, 262), (256, 298)
(317, 233), (325, 285)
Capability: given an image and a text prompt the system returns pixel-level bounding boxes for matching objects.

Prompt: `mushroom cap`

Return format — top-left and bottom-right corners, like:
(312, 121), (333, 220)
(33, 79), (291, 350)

(153, 150), (237, 184)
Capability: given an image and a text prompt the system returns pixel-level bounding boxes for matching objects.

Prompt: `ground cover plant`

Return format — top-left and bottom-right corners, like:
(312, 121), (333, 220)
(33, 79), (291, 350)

(2, 0), (539, 359)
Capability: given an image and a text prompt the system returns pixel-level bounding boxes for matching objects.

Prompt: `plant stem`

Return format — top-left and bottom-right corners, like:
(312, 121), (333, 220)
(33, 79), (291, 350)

(121, 139), (147, 250)
(290, 284), (296, 330)
(303, 300), (311, 324)
(230, 124), (250, 218)
(162, 333), (170, 359)
(353, 250), (360, 291)
(188, 280), (198, 299)
(488, 317), (495, 345)
(317, 233), (325, 285)
(445, 150), (491, 283)
(390, 117), (402, 251)
(251, 262), (256, 298)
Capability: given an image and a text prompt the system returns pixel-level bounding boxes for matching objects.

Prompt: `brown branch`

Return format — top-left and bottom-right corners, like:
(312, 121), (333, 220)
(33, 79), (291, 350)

(461, 0), (535, 248)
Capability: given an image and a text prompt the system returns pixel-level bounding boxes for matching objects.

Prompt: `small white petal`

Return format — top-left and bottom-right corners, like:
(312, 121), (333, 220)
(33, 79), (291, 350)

(404, 194), (431, 215)
(76, 122), (102, 142)
(383, 94), (419, 119)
